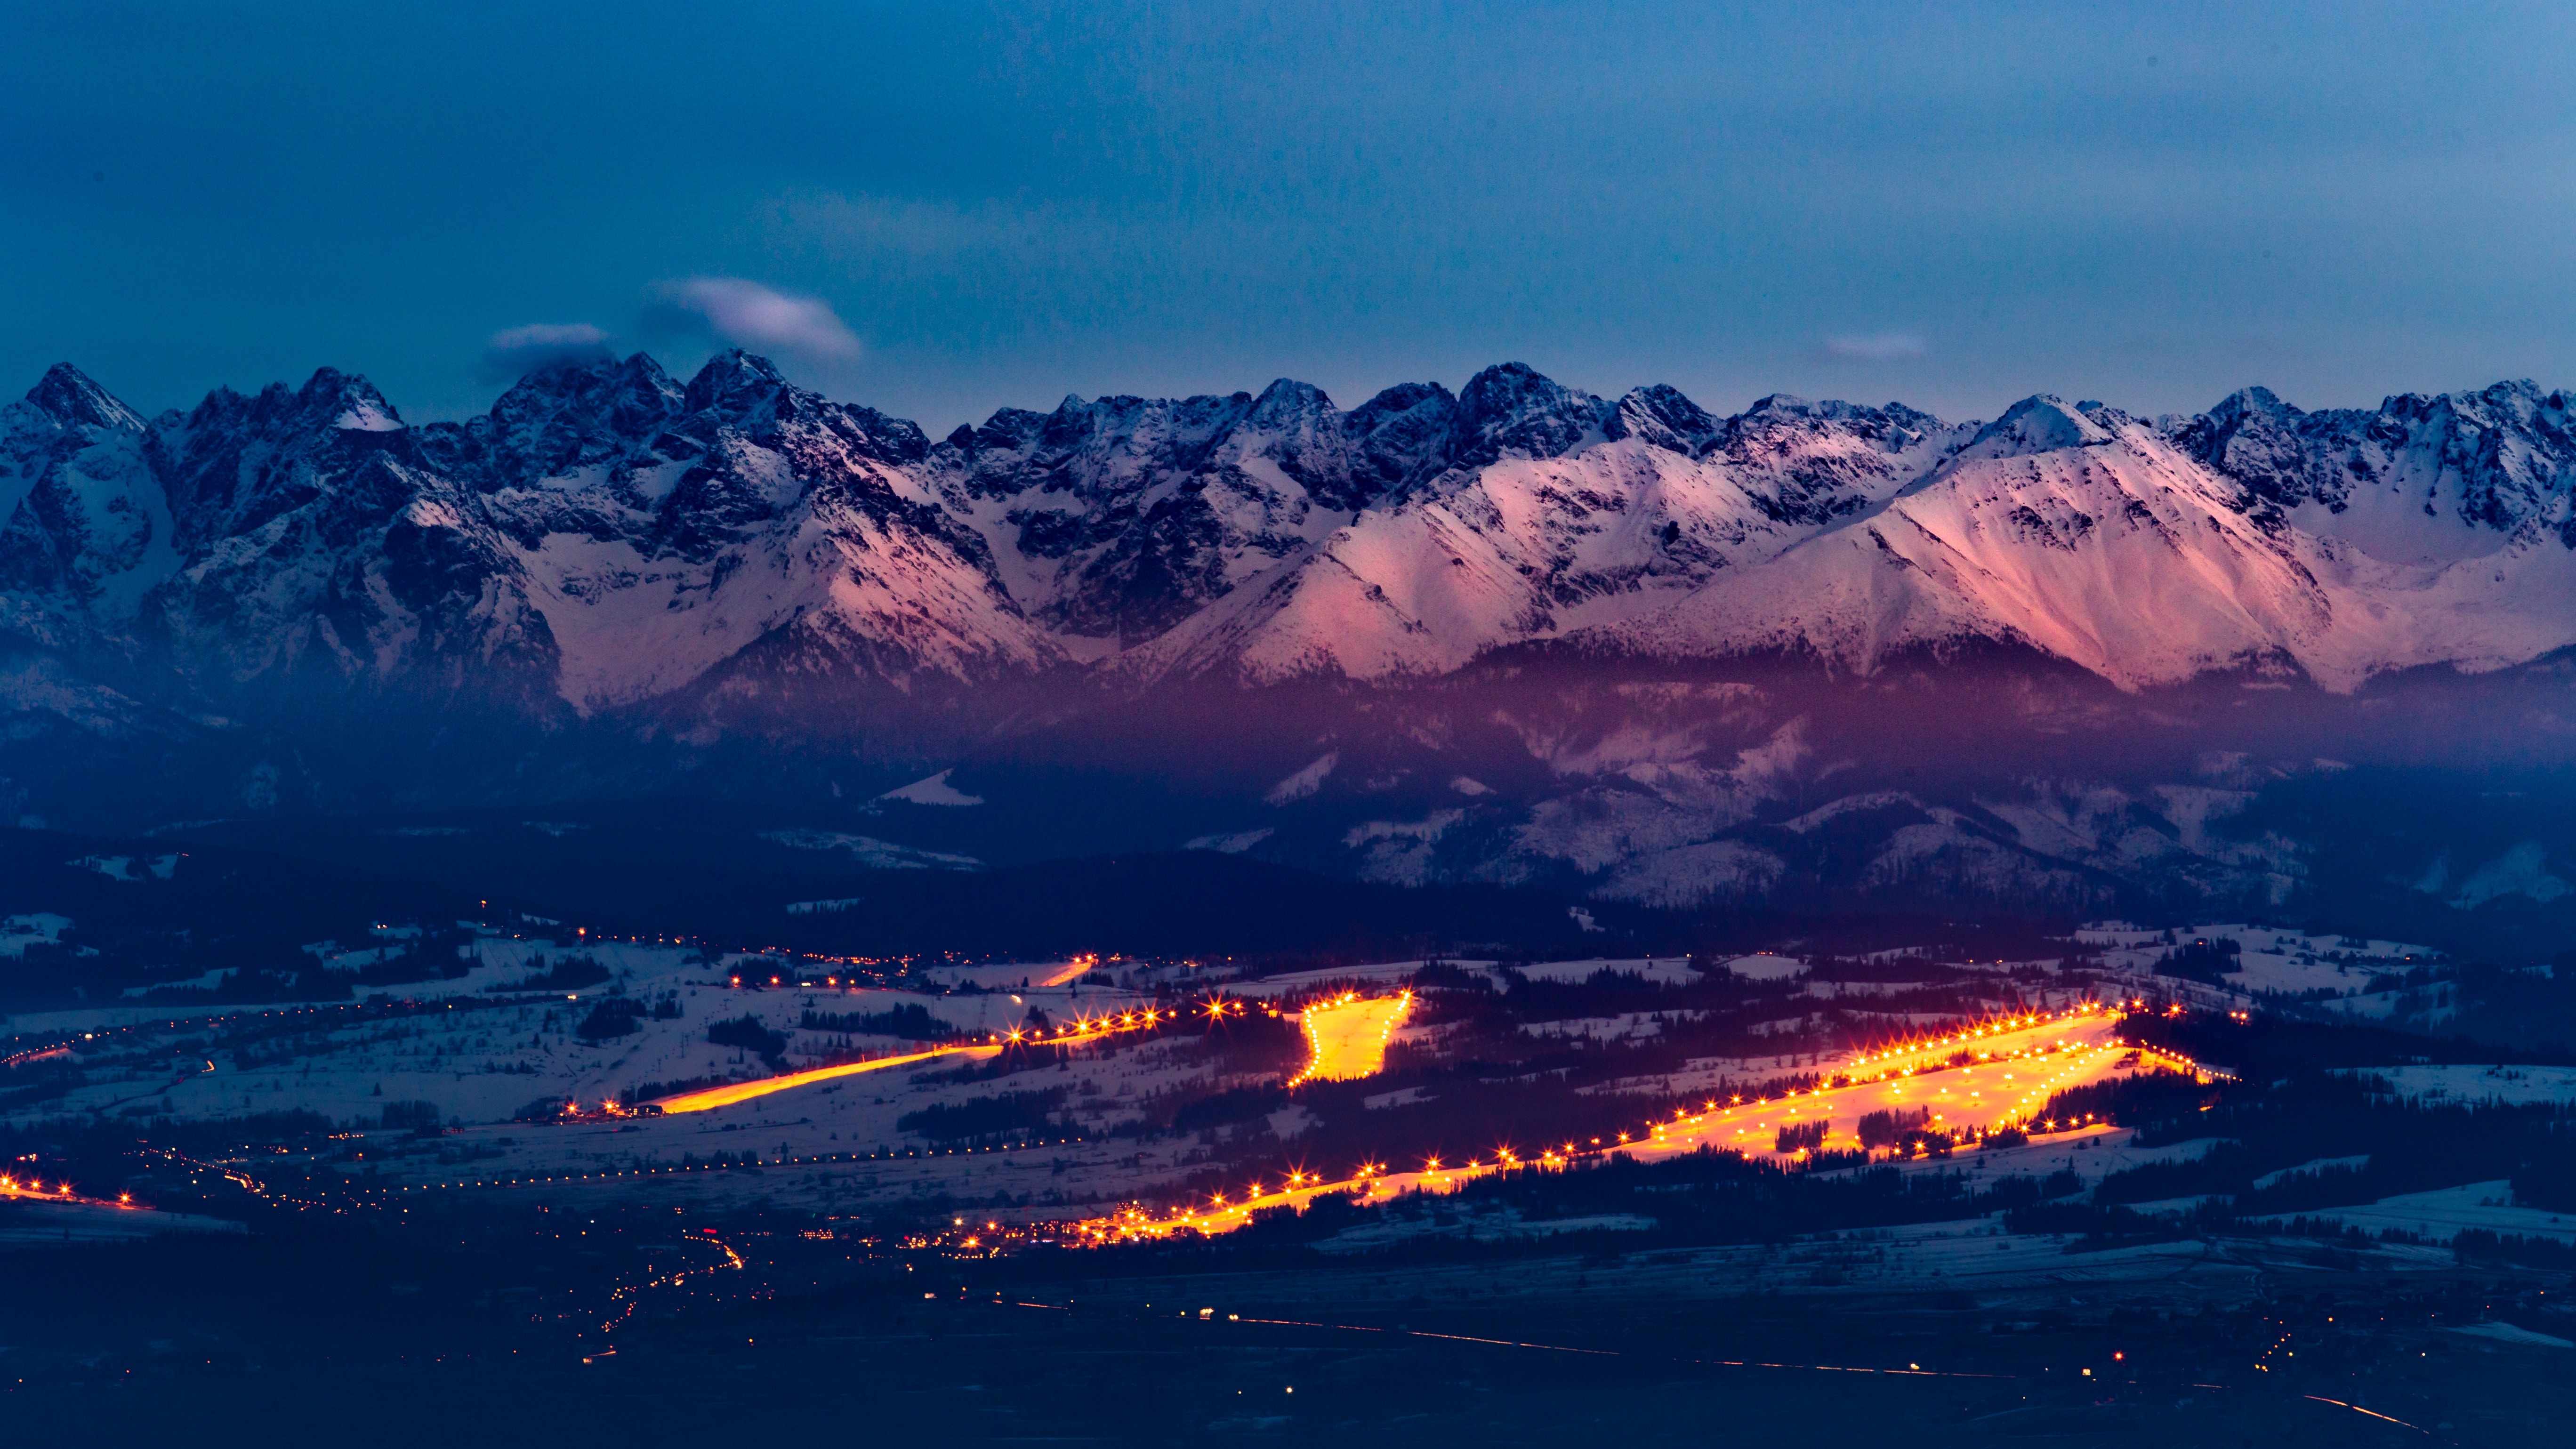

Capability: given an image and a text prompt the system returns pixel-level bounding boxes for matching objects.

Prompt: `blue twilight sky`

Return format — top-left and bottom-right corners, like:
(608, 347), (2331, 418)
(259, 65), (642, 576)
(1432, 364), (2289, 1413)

(6, 1), (2574, 434)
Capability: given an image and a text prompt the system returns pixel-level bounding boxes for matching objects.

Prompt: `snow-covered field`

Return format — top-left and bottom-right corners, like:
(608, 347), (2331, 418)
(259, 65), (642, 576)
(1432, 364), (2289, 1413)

(0, 934), (1163, 1158)
(2077, 922), (2442, 997)
(1225, 958), (1433, 998)
(1521, 1012), (1686, 1043)
(1850, 1123), (2228, 1195)
(1506, 957), (1704, 985)
(1, 912), (74, 958)
(1231, 957), (1699, 1000)
(916, 960), (1099, 990)
(2342, 1064), (2576, 1106)
(2244, 1181), (2576, 1245)
(0, 1196), (244, 1246)
(1718, 953), (1803, 981)
(11, 926), (2559, 1258)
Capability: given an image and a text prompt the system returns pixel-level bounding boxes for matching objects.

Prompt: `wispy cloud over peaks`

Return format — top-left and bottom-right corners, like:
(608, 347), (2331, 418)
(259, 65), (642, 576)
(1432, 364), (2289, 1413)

(646, 278), (861, 368)
(1824, 331), (1928, 362)
(481, 322), (612, 379)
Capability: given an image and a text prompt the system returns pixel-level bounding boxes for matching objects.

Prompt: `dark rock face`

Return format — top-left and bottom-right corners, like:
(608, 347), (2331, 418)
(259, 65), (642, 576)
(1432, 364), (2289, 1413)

(2177, 379), (2576, 543)
(1446, 362), (1612, 470)
(1, 365), (160, 652)
(1710, 395), (1948, 528)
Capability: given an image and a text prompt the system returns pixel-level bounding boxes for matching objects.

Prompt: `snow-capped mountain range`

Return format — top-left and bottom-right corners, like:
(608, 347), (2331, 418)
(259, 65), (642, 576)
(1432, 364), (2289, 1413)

(14, 353), (2576, 924)
(9, 353), (2576, 717)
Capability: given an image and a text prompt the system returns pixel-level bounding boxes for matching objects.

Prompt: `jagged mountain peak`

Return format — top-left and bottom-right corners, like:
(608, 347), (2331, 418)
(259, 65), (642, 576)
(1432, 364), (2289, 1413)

(148, 368), (421, 549)
(1687, 394), (1963, 533)
(1738, 392), (1818, 419)
(177, 366), (404, 442)
(1244, 376), (1336, 427)
(1335, 380), (1458, 497)
(1957, 394), (2117, 459)
(495, 350), (682, 411)
(1229, 378), (1377, 506)
(1609, 383), (1722, 456)
(947, 405), (1046, 458)
(1717, 393), (1951, 451)
(1351, 379), (1453, 414)
(2209, 382), (2299, 421)
(274, 366), (406, 434)
(2168, 385), (2315, 501)
(2381, 377), (2556, 426)
(2174, 378), (2576, 537)
(22, 362), (145, 433)
(472, 352), (689, 487)
(682, 348), (795, 416)
(954, 386), (1264, 503)
(658, 351), (933, 467)
(1449, 361), (1608, 470)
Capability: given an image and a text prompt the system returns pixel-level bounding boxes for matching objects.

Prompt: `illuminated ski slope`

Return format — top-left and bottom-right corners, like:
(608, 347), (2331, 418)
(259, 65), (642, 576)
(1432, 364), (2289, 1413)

(1289, 991), (1413, 1085)
(645, 1008), (1176, 1114)
(648, 1044), (1005, 1112)
(1071, 1003), (2199, 1242)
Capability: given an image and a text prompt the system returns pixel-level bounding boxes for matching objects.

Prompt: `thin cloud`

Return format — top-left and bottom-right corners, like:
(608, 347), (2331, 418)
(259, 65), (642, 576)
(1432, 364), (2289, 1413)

(480, 322), (612, 380)
(646, 277), (861, 365)
(1824, 331), (1928, 362)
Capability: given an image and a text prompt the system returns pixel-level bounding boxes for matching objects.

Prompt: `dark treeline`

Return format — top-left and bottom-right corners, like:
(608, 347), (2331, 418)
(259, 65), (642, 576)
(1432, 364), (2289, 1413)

(706, 1014), (789, 1063)
(2122, 1007), (2576, 1075)
(896, 1089), (1067, 1144)
(2057, 1072), (2576, 1215)
(0, 829), (507, 1011)
(799, 1003), (954, 1040)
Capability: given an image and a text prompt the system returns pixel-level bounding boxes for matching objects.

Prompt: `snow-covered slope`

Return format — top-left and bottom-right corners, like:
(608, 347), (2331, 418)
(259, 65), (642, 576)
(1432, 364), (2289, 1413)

(1601, 393), (2576, 691)
(1121, 390), (1962, 682)
(455, 352), (1060, 708)
(2176, 381), (2576, 685)
(1603, 399), (2327, 686)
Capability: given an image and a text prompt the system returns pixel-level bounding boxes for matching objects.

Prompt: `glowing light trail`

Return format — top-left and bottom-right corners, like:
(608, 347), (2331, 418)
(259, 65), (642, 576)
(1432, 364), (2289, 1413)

(1036, 956), (1098, 987)
(650, 1045), (1004, 1112)
(2300, 1395), (2426, 1433)
(645, 1008), (1172, 1113)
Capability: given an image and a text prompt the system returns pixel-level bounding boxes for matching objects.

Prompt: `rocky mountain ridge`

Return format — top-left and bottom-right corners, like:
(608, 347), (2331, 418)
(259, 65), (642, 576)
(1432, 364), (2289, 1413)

(12, 355), (2576, 722)
(15, 355), (2576, 716)
(11, 351), (2576, 884)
